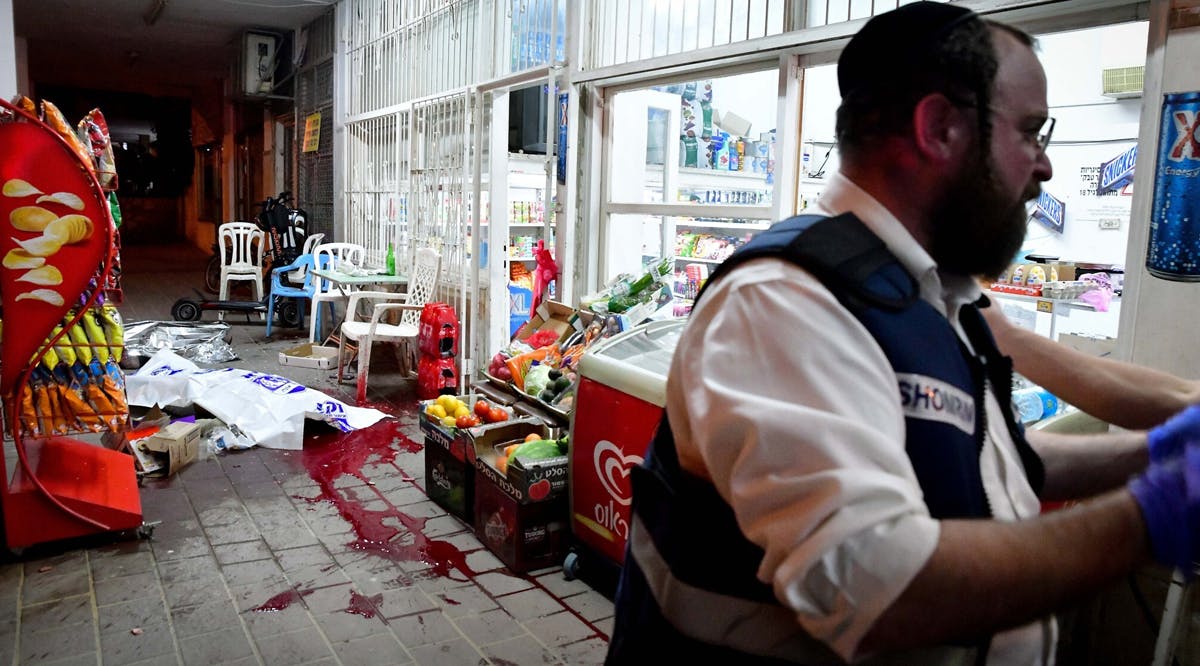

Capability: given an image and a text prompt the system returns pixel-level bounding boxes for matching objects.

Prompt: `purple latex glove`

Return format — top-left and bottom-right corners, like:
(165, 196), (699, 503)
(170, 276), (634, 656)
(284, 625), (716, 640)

(1148, 404), (1200, 464)
(1130, 446), (1200, 573)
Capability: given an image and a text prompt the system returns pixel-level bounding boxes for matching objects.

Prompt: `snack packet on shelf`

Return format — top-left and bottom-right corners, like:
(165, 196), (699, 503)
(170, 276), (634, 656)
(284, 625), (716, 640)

(41, 100), (96, 172)
(10, 95), (37, 117)
(77, 109), (118, 190)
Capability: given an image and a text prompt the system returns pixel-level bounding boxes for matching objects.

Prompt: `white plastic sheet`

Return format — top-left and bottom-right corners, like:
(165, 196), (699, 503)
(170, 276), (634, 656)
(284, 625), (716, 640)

(126, 349), (390, 450)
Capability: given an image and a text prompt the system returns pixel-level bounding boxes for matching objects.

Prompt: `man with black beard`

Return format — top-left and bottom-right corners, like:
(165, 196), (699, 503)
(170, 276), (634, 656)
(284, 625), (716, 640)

(607, 3), (1200, 665)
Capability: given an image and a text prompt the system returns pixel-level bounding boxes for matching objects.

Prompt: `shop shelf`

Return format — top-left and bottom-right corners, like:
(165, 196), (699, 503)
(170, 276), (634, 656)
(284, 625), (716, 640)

(676, 220), (770, 230)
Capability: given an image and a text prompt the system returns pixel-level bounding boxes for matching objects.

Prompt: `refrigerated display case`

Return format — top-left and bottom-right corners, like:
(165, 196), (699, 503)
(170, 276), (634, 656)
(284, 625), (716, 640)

(564, 318), (686, 588)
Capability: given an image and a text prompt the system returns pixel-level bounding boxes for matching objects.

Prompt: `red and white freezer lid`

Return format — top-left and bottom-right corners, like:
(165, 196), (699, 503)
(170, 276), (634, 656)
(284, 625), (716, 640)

(576, 318), (687, 408)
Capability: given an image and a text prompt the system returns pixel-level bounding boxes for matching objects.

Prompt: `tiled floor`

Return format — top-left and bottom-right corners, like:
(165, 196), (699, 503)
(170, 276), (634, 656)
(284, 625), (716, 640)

(0, 243), (613, 665)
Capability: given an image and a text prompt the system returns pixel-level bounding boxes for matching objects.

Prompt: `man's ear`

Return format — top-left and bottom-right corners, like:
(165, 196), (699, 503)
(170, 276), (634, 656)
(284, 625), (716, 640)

(911, 93), (972, 164)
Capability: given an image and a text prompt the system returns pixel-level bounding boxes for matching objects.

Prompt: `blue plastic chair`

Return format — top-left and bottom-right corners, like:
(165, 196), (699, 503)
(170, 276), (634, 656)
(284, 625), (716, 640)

(266, 253), (332, 337)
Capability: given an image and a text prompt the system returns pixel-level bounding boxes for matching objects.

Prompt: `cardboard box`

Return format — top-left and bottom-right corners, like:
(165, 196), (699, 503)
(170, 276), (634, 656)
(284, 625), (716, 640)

(470, 420), (568, 573)
(421, 402), (474, 523)
(424, 428), (474, 523)
(278, 343), (338, 369)
(514, 301), (592, 345)
(469, 420), (556, 501)
(1051, 262), (1076, 281)
(141, 421), (201, 477)
(506, 449), (569, 502)
(420, 394), (518, 523)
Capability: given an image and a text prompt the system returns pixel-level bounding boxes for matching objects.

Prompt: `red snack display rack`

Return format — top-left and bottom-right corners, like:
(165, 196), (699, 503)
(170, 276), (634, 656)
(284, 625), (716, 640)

(0, 98), (142, 549)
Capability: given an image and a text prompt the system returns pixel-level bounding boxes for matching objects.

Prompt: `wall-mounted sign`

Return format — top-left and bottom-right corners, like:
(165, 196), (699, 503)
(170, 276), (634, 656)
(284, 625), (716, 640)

(1031, 189), (1066, 234)
(1147, 91), (1200, 281)
(1098, 144), (1137, 195)
(302, 113), (322, 153)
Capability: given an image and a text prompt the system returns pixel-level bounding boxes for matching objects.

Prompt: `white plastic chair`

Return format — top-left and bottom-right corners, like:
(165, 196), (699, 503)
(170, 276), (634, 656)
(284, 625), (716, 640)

(308, 242), (368, 343)
(217, 222), (265, 320)
(286, 232), (325, 285)
(338, 247), (441, 402)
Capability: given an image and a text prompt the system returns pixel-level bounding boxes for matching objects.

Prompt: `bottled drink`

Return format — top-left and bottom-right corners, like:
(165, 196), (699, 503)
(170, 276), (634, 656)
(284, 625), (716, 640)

(385, 243), (396, 276)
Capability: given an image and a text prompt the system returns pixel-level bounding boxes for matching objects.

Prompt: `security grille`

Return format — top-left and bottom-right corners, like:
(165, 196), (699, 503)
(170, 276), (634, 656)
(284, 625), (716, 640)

(344, 112), (407, 267)
(583, 0), (788, 69)
(346, 0), (490, 117)
(804, 0), (934, 28)
(410, 92), (474, 381)
(410, 93), (472, 293)
(579, 1), (972, 70)
(344, 0), (566, 121)
(297, 58), (335, 241)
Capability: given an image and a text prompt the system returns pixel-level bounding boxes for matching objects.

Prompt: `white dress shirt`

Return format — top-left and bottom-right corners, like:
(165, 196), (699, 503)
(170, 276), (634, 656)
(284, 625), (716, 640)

(665, 172), (1052, 664)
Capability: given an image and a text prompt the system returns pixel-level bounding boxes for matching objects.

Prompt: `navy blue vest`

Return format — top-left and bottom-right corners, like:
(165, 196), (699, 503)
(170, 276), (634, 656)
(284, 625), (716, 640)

(606, 213), (1043, 664)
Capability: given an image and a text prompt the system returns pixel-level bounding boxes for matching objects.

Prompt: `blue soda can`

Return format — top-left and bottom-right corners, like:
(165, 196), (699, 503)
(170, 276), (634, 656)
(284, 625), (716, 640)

(1147, 91), (1200, 281)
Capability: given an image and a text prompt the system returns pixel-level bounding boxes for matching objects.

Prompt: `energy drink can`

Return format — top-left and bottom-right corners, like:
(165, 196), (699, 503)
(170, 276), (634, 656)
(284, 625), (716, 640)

(1147, 91), (1200, 281)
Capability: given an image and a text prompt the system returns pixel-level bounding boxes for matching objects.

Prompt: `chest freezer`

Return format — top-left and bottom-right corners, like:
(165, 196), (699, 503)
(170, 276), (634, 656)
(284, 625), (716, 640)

(568, 318), (686, 566)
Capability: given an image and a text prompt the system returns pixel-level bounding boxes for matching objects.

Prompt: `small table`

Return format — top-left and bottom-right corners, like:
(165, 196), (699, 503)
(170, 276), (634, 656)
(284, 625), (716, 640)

(311, 268), (408, 290)
(310, 269), (409, 345)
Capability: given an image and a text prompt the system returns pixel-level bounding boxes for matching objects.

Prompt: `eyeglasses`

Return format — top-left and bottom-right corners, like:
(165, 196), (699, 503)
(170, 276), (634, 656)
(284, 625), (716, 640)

(950, 99), (1055, 153)
(1033, 117), (1056, 152)
(988, 109), (1056, 153)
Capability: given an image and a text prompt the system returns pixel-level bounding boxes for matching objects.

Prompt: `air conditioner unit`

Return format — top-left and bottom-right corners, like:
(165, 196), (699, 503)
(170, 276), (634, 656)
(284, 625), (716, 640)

(243, 32), (278, 96)
(1102, 65), (1144, 99)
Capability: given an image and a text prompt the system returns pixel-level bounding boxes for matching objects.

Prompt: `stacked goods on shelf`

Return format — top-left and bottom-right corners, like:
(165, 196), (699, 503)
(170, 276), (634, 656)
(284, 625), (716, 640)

(685, 188), (768, 205)
(674, 231), (746, 262)
(665, 76), (775, 186)
(415, 303), (460, 400)
(508, 235), (537, 258)
(510, 199), (544, 226)
(676, 80), (714, 169)
(990, 260), (1118, 304)
(12, 305), (130, 437)
(673, 263), (711, 312)
(508, 261), (533, 337)
(0, 95), (142, 548)
(4, 97), (131, 438)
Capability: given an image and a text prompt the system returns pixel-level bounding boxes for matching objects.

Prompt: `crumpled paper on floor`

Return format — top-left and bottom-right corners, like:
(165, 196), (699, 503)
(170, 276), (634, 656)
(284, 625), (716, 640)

(125, 349), (390, 450)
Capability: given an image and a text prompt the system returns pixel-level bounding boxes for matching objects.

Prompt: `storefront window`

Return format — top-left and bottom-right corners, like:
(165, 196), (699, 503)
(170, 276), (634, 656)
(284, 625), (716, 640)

(603, 68), (779, 300)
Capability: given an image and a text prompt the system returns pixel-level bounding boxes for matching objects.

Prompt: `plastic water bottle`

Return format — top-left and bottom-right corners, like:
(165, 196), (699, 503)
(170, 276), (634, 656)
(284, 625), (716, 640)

(385, 243), (396, 276)
(1012, 387), (1058, 423)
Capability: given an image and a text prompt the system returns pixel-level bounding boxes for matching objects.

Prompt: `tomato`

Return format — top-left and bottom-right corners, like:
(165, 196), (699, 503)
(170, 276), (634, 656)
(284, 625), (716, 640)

(474, 400), (491, 418)
(489, 407), (509, 423)
(524, 433), (541, 443)
(455, 414), (478, 428)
